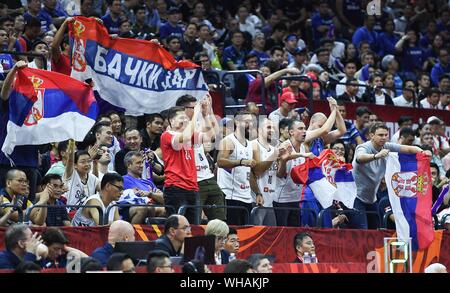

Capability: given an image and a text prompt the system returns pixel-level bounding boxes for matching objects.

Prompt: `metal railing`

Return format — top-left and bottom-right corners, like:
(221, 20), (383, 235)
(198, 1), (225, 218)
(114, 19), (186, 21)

(250, 206), (318, 227)
(277, 74), (314, 111)
(104, 204), (176, 224)
(25, 204), (104, 225)
(178, 204), (249, 225)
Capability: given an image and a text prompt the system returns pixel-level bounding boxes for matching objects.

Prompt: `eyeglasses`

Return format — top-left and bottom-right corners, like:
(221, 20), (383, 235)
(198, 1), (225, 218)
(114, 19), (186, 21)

(109, 183), (124, 192)
(177, 226), (191, 232)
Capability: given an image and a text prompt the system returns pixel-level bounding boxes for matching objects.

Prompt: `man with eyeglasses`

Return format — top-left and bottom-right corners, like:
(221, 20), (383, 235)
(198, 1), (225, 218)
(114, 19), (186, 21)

(71, 173), (124, 226)
(29, 174), (70, 227)
(154, 215), (190, 257)
(0, 169), (38, 226)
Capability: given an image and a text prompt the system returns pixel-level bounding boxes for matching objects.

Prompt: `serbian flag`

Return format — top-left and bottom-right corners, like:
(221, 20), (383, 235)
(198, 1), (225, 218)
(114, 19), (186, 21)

(1, 67), (97, 160)
(334, 164), (357, 209)
(385, 153), (434, 250)
(68, 17), (208, 114)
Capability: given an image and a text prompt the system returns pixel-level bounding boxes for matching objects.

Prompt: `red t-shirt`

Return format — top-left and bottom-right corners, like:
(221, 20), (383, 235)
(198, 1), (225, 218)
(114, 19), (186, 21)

(52, 54), (71, 76)
(245, 77), (278, 114)
(160, 131), (198, 191)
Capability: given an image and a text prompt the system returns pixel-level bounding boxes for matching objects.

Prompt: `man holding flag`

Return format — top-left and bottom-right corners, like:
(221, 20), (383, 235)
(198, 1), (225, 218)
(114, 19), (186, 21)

(350, 122), (432, 230)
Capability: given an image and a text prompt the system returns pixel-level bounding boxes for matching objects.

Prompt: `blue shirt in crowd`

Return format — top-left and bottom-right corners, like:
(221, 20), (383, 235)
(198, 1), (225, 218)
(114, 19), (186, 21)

(91, 242), (114, 267)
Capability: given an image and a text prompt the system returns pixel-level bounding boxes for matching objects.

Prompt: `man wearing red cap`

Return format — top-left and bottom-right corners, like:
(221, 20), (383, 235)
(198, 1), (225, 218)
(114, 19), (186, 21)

(268, 91), (298, 127)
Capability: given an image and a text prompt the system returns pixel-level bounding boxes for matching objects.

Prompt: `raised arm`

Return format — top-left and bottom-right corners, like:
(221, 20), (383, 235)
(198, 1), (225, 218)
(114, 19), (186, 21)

(1, 60), (27, 101)
(305, 97), (338, 143)
(64, 139), (76, 180)
(52, 17), (73, 63)
(172, 100), (202, 145)
(264, 67), (300, 88)
(323, 103), (346, 145)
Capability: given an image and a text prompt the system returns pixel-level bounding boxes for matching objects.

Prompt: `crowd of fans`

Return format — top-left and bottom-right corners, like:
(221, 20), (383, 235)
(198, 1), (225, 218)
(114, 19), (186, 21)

(0, 0), (449, 273)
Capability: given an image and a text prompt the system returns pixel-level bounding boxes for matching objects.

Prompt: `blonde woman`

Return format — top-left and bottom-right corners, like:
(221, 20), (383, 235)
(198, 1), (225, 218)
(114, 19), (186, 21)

(205, 219), (230, 265)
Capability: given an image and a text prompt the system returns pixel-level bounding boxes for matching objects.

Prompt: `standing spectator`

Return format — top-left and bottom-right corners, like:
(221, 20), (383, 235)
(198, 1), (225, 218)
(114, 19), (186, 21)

(71, 173), (123, 226)
(264, 23), (287, 52)
(141, 113), (163, 151)
(16, 16), (41, 53)
(352, 15), (378, 53)
(154, 215), (189, 257)
(165, 35), (182, 60)
(131, 5), (156, 40)
(398, 128), (416, 146)
(114, 128), (142, 175)
(101, 0), (124, 35)
(251, 118), (279, 226)
(27, 40), (51, 71)
(217, 111), (257, 225)
(431, 48), (450, 87)
(337, 101), (364, 146)
(274, 119), (312, 227)
(159, 7), (183, 41)
(24, 0), (56, 33)
(180, 23), (203, 61)
(311, 0), (339, 48)
(293, 232), (316, 263)
(30, 174), (70, 227)
(249, 32), (270, 65)
(0, 224), (42, 269)
(222, 31), (248, 70)
(349, 123), (431, 229)
(51, 17), (73, 76)
(1, 61), (39, 202)
(395, 29), (427, 80)
(160, 101), (204, 223)
(91, 220), (135, 266)
(268, 91), (298, 127)
(376, 19), (399, 57)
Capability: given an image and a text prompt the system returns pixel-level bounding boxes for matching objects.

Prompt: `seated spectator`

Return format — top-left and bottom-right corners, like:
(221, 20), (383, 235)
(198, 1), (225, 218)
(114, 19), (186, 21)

(0, 169), (37, 225)
(0, 224), (42, 269)
(420, 88), (441, 109)
(154, 215), (190, 257)
(247, 253), (273, 273)
(120, 151), (164, 223)
(146, 250), (174, 273)
(205, 219), (230, 265)
(39, 227), (87, 269)
(106, 253), (135, 273)
(362, 73), (394, 105)
(91, 220), (135, 267)
(114, 128), (144, 176)
(223, 259), (254, 273)
(431, 48), (450, 87)
(71, 173), (123, 226)
(46, 140), (70, 177)
(182, 259), (209, 273)
(80, 257), (103, 273)
(392, 80), (417, 108)
(293, 232), (317, 263)
(335, 60), (366, 99)
(30, 174), (70, 227)
(337, 77), (360, 103)
(224, 227), (240, 257)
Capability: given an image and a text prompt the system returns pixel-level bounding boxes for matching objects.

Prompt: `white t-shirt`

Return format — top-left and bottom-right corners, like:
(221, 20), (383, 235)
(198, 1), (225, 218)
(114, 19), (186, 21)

(392, 95), (414, 107)
(64, 170), (100, 206)
(194, 144), (214, 182)
(335, 77), (366, 98)
(420, 99), (438, 109)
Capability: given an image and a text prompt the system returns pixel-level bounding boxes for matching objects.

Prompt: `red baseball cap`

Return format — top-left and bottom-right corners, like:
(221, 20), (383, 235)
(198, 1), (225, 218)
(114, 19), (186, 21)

(306, 72), (320, 88)
(280, 91), (297, 104)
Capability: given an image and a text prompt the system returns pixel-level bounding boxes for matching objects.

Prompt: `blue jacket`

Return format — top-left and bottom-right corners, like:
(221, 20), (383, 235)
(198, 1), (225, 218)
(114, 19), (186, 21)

(91, 242), (114, 267)
(0, 250), (37, 269)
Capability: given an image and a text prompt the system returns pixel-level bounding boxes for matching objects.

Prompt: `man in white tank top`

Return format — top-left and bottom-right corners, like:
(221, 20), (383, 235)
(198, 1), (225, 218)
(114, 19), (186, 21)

(71, 173), (123, 226)
(274, 120), (314, 227)
(217, 112), (258, 225)
(250, 118), (280, 226)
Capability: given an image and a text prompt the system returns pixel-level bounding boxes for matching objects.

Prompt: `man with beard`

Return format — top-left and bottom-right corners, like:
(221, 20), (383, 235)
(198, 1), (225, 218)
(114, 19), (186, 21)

(114, 128), (143, 175)
(141, 113), (164, 151)
(274, 120), (314, 227)
(217, 111), (257, 225)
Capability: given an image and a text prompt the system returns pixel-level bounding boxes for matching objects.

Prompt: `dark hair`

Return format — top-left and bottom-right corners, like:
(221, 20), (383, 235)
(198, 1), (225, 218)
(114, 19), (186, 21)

(330, 139), (349, 162)
(228, 227), (238, 236)
(272, 23), (287, 33)
(166, 35), (180, 44)
(124, 127), (140, 137)
(94, 121), (112, 135)
(430, 162), (439, 176)
(133, 5), (146, 15)
(279, 118), (293, 131)
(244, 53), (259, 64)
(369, 122), (389, 134)
(41, 173), (62, 186)
(100, 172), (123, 190)
(145, 113), (163, 125)
(315, 47), (329, 56)
(402, 79), (416, 89)
(14, 261), (41, 273)
(24, 16), (41, 29)
(80, 257), (103, 273)
(57, 140), (69, 156)
(167, 106), (186, 125)
(74, 150), (90, 163)
(368, 73), (383, 83)
(42, 227), (69, 246)
(182, 260), (205, 273)
(146, 250), (170, 273)
(270, 45), (283, 56)
(223, 259), (253, 273)
(399, 127), (415, 138)
(397, 115), (412, 126)
(247, 253), (270, 270)
(355, 106), (371, 117)
(294, 232), (312, 249)
(106, 253), (133, 271)
(164, 215), (180, 235)
(31, 39), (49, 51)
(175, 95), (197, 107)
(263, 59), (279, 74)
(426, 87), (441, 97)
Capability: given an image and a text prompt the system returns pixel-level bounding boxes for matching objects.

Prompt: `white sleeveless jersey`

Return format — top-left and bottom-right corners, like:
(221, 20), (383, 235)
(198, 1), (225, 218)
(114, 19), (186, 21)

(273, 141), (305, 203)
(253, 140), (277, 207)
(217, 134), (253, 203)
(71, 193), (117, 226)
(194, 144), (214, 182)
